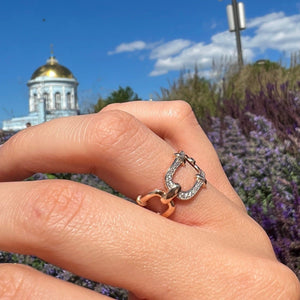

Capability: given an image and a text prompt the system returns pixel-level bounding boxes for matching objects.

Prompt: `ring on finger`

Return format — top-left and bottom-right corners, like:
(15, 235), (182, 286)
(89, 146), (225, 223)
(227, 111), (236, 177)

(136, 151), (207, 217)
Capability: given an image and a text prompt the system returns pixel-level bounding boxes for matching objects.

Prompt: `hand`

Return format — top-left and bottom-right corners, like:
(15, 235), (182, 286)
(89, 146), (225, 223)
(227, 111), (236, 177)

(0, 101), (299, 299)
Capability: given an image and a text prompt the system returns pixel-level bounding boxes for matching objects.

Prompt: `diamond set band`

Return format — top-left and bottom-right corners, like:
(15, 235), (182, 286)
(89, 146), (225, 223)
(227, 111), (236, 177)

(136, 151), (207, 217)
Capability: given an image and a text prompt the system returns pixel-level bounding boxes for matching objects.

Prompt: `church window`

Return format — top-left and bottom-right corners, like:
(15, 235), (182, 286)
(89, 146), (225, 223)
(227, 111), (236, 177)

(66, 92), (72, 109)
(55, 92), (61, 109)
(33, 93), (38, 111)
(43, 92), (50, 110)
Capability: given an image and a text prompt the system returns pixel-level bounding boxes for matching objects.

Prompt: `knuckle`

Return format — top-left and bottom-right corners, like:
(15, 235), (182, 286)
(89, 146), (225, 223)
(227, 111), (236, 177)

(168, 100), (195, 122)
(243, 260), (300, 299)
(274, 263), (300, 299)
(86, 110), (143, 150)
(22, 180), (85, 240)
(0, 264), (33, 299)
(100, 102), (120, 112)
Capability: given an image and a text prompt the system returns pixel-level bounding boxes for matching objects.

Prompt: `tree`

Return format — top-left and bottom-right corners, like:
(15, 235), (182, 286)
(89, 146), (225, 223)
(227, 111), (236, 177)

(94, 86), (140, 112)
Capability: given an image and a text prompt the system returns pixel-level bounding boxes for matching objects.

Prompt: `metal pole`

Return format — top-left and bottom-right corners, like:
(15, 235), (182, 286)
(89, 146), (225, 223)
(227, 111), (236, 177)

(232, 0), (244, 67)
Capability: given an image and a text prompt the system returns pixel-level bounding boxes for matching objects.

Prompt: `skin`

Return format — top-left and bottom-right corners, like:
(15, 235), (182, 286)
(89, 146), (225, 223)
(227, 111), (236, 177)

(0, 100), (299, 299)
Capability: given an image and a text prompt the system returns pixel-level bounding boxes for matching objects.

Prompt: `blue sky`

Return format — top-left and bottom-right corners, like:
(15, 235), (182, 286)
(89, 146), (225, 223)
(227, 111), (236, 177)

(1, 0), (300, 127)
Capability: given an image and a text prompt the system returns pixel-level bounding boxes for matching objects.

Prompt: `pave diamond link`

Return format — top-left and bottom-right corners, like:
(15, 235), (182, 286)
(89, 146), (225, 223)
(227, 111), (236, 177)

(136, 151), (207, 217)
(165, 151), (207, 200)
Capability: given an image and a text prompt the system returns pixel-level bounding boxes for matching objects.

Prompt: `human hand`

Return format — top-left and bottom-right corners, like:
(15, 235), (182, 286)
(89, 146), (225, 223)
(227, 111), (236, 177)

(0, 101), (299, 299)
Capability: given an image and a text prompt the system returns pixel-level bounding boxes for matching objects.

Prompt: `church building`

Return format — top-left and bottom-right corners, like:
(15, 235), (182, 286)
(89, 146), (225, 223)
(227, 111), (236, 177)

(2, 54), (79, 131)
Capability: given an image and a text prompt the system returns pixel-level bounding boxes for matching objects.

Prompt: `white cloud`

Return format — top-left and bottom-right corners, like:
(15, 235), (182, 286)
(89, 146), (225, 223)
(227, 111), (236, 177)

(150, 32), (240, 76)
(245, 14), (300, 52)
(109, 11), (300, 76)
(247, 12), (285, 28)
(108, 41), (147, 55)
(150, 39), (236, 76)
(150, 39), (192, 59)
(210, 21), (217, 29)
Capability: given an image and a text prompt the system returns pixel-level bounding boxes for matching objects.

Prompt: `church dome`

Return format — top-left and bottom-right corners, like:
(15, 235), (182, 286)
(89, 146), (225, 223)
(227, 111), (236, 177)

(31, 56), (75, 80)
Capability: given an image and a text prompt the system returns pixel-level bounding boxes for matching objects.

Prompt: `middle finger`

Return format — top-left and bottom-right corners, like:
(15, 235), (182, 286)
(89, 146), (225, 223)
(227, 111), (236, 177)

(0, 110), (237, 222)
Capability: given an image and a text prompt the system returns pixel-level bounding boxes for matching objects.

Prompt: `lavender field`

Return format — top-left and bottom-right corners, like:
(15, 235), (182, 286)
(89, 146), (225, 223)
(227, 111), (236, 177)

(0, 82), (299, 298)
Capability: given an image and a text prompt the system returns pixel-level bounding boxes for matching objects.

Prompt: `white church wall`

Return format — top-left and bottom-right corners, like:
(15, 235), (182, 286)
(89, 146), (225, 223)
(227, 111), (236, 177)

(2, 56), (80, 131)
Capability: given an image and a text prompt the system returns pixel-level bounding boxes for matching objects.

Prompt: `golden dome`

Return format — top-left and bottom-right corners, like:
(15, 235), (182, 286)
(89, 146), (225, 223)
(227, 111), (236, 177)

(31, 56), (75, 80)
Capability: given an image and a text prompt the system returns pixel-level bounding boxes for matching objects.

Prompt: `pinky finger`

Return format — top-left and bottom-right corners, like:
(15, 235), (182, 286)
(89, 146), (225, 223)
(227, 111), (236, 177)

(0, 264), (109, 300)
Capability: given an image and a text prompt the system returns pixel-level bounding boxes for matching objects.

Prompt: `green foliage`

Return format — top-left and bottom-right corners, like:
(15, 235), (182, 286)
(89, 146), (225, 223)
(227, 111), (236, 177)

(156, 67), (218, 119)
(223, 60), (288, 101)
(156, 55), (300, 128)
(156, 60), (291, 121)
(93, 98), (107, 113)
(222, 56), (300, 103)
(94, 86), (140, 112)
